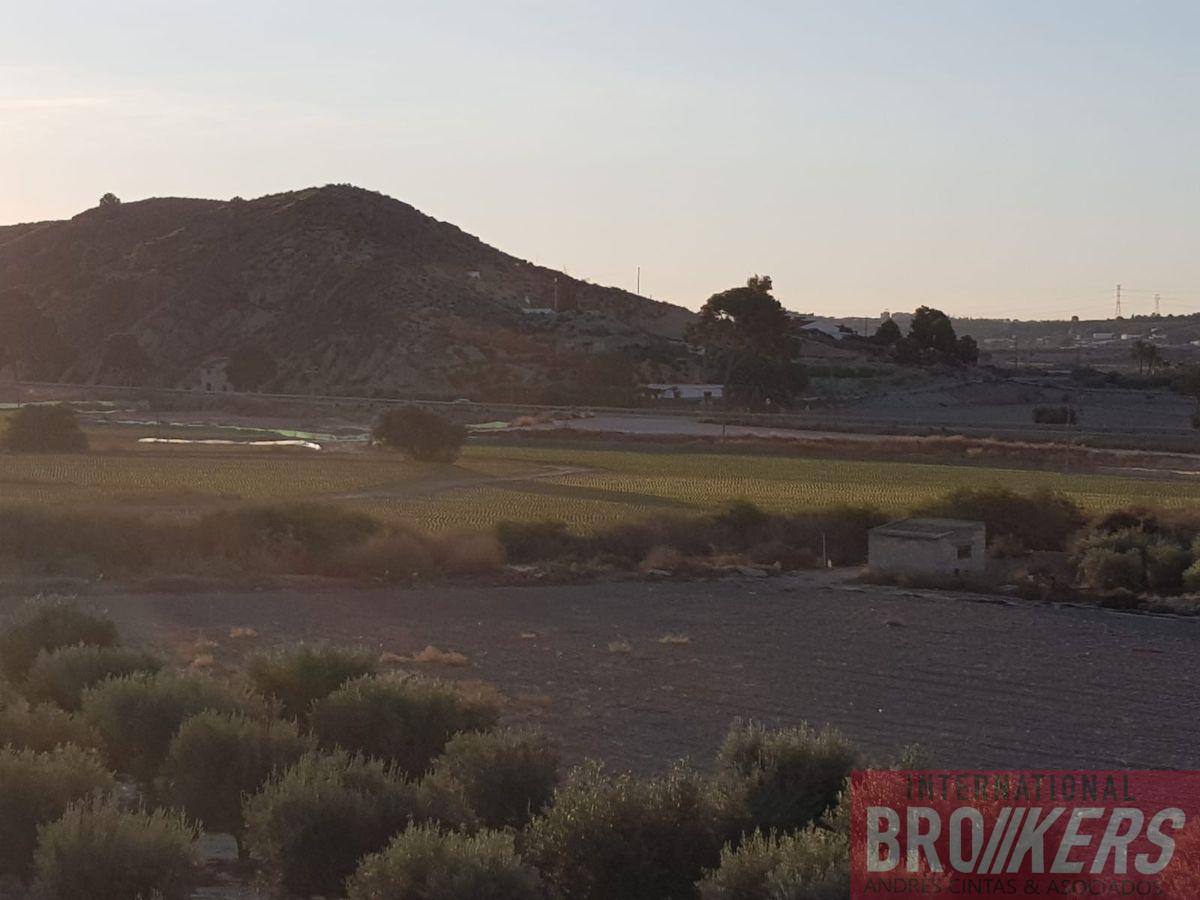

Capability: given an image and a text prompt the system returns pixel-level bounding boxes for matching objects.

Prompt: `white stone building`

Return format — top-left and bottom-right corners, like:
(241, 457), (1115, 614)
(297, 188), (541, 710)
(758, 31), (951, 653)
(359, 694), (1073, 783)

(868, 518), (987, 579)
(196, 357), (232, 393)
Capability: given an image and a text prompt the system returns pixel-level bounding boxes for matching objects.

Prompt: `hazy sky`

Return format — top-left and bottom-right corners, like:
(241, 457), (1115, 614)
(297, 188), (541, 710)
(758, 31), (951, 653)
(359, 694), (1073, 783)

(3, 1), (1199, 319)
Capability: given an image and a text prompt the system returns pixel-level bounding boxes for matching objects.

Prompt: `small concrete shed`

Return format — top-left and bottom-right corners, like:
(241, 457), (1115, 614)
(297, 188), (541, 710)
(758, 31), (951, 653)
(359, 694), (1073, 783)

(868, 518), (986, 579)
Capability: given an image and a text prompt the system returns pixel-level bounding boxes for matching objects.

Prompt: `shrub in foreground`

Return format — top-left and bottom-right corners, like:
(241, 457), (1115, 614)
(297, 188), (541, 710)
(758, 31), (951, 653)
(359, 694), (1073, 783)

(348, 824), (543, 900)
(246, 643), (377, 720)
(25, 645), (162, 711)
(0, 508), (165, 577)
(0, 701), (101, 752)
(190, 503), (381, 572)
(1185, 559), (1200, 594)
(718, 723), (858, 834)
(324, 528), (504, 580)
(0, 404), (87, 453)
(0, 745), (112, 878)
(1146, 540), (1193, 594)
(0, 600), (118, 682)
(243, 750), (472, 898)
(430, 727), (559, 829)
(163, 711), (310, 841)
(32, 798), (197, 900)
(81, 672), (256, 779)
(1075, 546), (1146, 594)
(524, 762), (740, 900)
(311, 676), (499, 777)
(697, 828), (850, 900)
(372, 406), (467, 463)
(496, 520), (581, 564)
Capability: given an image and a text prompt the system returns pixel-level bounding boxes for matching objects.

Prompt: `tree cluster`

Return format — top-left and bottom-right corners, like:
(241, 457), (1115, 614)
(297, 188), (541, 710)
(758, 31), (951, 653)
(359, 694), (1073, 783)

(686, 276), (808, 410)
(873, 306), (978, 366)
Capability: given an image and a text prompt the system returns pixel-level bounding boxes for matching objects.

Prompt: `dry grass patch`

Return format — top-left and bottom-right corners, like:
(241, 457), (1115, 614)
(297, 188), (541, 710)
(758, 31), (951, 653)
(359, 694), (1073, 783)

(658, 633), (691, 645)
(607, 639), (633, 654)
(411, 645), (469, 667)
(454, 679), (507, 712)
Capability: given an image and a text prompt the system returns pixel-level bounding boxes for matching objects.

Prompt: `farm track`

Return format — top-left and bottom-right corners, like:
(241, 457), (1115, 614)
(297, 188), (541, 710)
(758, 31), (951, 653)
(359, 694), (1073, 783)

(321, 463), (596, 501)
(37, 573), (1199, 774)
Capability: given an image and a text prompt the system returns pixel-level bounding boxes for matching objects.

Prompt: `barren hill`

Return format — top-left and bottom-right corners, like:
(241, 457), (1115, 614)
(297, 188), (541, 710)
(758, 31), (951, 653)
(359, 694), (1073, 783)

(0, 185), (694, 399)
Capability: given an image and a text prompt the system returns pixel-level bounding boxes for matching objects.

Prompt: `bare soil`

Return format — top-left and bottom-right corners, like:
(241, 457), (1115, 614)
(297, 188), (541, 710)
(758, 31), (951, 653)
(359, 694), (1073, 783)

(9, 572), (1195, 773)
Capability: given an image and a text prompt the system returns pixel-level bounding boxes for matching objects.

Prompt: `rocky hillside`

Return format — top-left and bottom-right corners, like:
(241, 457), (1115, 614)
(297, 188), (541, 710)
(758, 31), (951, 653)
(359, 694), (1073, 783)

(0, 185), (694, 399)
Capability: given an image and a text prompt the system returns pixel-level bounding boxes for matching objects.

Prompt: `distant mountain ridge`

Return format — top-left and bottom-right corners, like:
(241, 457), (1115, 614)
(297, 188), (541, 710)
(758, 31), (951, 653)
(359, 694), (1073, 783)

(0, 185), (694, 398)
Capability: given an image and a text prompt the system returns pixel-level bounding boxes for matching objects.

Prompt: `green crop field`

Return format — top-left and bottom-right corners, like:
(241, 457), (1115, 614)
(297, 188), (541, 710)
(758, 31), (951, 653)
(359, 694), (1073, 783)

(3, 440), (1196, 533)
(350, 445), (1200, 532)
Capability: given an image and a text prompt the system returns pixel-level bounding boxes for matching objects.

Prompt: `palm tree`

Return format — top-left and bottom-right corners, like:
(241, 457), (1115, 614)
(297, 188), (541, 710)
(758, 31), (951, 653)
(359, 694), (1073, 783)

(1131, 340), (1150, 375)
(1145, 343), (1162, 375)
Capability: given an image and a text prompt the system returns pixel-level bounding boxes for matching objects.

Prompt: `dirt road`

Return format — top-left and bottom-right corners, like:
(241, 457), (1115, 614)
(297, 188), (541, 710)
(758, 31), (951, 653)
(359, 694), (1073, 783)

(19, 574), (1197, 773)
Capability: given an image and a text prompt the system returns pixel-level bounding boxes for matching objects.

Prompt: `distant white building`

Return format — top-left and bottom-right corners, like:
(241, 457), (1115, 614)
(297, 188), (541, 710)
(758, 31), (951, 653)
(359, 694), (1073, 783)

(196, 357), (231, 393)
(801, 321), (854, 341)
(643, 383), (723, 405)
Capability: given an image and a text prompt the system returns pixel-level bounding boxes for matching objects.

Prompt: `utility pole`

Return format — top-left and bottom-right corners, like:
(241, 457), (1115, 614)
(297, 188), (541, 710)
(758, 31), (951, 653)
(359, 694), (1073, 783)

(1155, 293), (1161, 317)
(636, 266), (641, 295)
(1115, 283), (1122, 319)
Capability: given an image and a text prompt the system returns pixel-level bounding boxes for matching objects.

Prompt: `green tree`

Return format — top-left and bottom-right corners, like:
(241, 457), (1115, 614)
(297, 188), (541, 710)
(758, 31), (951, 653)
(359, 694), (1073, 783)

(687, 276), (804, 408)
(0, 405), (88, 453)
(873, 318), (902, 346)
(98, 193), (121, 207)
(956, 334), (979, 364)
(908, 306), (958, 354)
(372, 407), (466, 462)
(1145, 343), (1163, 375)
(1131, 340), (1150, 375)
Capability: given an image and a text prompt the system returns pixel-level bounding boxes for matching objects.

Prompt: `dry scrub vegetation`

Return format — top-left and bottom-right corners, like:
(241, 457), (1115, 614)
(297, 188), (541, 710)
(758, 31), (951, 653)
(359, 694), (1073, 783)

(0, 599), (869, 899)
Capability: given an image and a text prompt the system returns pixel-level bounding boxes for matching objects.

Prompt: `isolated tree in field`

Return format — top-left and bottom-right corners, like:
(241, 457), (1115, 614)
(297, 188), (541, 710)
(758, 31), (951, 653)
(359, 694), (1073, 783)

(1, 405), (88, 452)
(98, 192), (121, 207)
(908, 306), (958, 354)
(873, 318), (902, 346)
(1131, 340), (1150, 375)
(372, 406), (466, 462)
(687, 275), (804, 408)
(1145, 343), (1163, 375)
